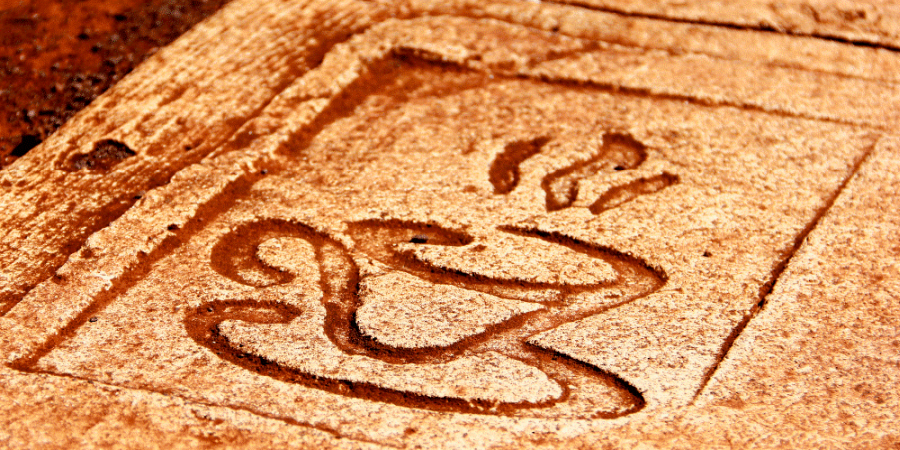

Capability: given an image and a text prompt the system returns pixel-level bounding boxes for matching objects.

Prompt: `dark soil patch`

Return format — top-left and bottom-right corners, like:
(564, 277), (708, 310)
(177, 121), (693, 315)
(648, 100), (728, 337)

(0, 0), (232, 168)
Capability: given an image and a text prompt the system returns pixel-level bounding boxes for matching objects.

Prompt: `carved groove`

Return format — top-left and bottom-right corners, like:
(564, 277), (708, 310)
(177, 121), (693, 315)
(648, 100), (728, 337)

(192, 218), (666, 417)
(542, 133), (647, 211)
(489, 137), (550, 194)
(589, 172), (679, 213)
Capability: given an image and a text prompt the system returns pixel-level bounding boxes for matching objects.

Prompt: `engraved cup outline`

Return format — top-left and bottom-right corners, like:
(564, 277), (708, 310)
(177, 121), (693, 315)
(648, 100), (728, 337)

(187, 133), (675, 418)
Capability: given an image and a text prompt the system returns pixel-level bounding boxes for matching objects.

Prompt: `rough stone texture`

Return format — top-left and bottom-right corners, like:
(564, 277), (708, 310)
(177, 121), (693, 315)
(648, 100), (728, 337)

(357, 272), (544, 349)
(549, 0), (900, 49)
(0, 0), (897, 448)
(688, 138), (900, 448)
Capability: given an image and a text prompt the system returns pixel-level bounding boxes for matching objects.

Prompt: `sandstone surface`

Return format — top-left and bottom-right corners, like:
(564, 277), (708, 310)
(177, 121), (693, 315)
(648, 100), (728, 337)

(0, 0), (897, 448)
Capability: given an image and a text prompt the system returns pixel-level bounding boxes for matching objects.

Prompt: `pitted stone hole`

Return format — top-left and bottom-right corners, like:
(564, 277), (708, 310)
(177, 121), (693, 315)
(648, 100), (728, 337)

(69, 139), (135, 171)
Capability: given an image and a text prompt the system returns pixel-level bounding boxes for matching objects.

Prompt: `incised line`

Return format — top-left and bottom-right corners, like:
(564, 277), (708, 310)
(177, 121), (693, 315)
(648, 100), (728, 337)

(691, 139), (878, 401)
(545, 0), (900, 53)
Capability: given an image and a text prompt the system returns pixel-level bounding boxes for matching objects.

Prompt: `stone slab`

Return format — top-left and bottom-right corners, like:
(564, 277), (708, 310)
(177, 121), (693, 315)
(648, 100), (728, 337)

(0, 0), (897, 448)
